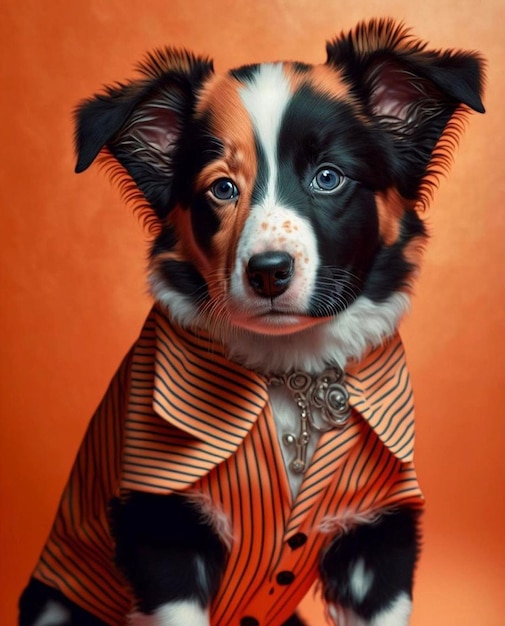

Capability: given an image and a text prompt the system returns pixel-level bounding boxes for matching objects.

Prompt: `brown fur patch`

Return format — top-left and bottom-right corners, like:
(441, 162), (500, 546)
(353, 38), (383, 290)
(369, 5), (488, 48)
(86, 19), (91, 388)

(191, 74), (259, 294)
(375, 190), (426, 293)
(282, 62), (357, 108)
(375, 189), (413, 246)
(306, 64), (354, 103)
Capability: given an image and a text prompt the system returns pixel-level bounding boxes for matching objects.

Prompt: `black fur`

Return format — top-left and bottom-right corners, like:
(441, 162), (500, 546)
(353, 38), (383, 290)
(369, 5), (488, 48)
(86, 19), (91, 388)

(19, 579), (107, 626)
(362, 210), (427, 302)
(150, 226), (178, 257)
(320, 508), (421, 620)
(326, 19), (485, 201)
(109, 493), (228, 612)
(75, 50), (215, 218)
(158, 259), (208, 301)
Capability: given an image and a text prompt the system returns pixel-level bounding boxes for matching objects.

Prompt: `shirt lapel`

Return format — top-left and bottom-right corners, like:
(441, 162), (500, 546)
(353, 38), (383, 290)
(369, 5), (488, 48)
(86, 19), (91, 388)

(152, 308), (268, 450)
(346, 334), (415, 463)
(121, 307), (268, 494)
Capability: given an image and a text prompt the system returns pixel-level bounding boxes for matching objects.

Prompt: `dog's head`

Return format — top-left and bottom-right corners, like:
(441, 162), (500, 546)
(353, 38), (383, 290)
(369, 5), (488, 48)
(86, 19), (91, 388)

(75, 19), (484, 372)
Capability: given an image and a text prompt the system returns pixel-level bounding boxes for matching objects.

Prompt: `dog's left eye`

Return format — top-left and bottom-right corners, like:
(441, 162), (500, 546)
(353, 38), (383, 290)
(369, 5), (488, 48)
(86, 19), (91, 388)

(209, 178), (239, 201)
(310, 166), (345, 193)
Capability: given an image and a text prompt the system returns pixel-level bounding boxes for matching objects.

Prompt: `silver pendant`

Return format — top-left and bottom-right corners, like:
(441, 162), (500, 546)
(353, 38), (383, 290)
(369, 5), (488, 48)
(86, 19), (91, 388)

(268, 368), (351, 473)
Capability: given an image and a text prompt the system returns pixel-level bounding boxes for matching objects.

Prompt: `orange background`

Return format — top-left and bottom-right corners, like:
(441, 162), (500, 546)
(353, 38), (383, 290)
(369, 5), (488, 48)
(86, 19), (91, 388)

(1, 1), (504, 624)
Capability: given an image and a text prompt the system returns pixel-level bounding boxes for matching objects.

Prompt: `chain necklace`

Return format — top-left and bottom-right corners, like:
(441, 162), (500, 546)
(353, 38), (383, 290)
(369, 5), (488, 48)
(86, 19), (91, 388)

(267, 368), (352, 473)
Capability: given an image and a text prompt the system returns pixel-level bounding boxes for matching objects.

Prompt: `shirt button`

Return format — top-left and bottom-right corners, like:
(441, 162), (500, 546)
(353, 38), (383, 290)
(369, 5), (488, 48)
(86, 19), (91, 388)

(287, 532), (307, 549)
(240, 618), (259, 626)
(276, 570), (296, 585)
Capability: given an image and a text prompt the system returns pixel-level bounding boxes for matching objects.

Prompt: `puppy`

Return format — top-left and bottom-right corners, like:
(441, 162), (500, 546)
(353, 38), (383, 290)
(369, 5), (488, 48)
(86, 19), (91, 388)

(19, 18), (484, 626)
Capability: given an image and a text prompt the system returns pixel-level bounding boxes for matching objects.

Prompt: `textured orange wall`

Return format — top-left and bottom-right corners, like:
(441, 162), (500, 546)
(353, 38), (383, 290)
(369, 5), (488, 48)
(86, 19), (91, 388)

(1, 1), (504, 624)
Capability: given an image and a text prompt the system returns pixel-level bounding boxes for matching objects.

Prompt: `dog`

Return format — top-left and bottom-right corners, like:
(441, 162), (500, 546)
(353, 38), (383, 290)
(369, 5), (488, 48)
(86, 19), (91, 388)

(19, 18), (484, 626)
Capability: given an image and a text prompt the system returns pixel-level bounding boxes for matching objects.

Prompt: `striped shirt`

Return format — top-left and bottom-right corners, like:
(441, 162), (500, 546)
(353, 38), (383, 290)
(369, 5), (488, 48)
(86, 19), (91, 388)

(32, 305), (423, 625)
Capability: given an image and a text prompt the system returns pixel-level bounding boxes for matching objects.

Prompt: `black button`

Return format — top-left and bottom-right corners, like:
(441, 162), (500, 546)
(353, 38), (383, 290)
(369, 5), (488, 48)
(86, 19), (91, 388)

(287, 532), (307, 549)
(276, 570), (296, 585)
(240, 618), (259, 626)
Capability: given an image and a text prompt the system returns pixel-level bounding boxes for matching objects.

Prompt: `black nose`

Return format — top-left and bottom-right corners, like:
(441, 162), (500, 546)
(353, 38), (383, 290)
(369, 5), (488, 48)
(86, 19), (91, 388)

(247, 251), (295, 298)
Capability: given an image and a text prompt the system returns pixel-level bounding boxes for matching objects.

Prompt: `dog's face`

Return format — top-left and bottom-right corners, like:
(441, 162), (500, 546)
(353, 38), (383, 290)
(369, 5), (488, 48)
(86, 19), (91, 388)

(75, 19), (484, 371)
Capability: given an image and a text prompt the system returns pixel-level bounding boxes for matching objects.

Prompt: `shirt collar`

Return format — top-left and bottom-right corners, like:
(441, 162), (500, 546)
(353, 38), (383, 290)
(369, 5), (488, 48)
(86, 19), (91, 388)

(346, 335), (415, 462)
(152, 307), (415, 463)
(152, 307), (269, 452)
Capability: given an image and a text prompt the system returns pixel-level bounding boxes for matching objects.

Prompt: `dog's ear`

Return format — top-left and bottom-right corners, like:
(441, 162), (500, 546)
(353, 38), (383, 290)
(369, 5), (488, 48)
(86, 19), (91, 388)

(74, 49), (214, 218)
(326, 19), (485, 202)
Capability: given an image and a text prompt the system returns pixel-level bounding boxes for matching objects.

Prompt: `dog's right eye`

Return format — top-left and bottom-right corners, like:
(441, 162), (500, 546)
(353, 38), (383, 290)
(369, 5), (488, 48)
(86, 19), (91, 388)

(209, 178), (239, 202)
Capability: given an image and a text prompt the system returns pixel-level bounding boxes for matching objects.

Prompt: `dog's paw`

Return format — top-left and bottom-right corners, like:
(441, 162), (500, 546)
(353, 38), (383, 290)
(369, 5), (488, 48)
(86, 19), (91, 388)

(30, 600), (71, 626)
(328, 592), (412, 626)
(129, 601), (210, 626)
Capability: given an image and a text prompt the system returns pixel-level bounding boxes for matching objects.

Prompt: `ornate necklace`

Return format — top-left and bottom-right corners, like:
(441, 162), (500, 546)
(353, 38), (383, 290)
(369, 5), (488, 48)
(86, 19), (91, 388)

(267, 368), (352, 473)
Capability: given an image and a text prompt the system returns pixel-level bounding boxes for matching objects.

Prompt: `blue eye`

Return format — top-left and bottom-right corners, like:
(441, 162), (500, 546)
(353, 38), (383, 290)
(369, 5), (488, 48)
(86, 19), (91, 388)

(311, 166), (345, 193)
(210, 178), (239, 201)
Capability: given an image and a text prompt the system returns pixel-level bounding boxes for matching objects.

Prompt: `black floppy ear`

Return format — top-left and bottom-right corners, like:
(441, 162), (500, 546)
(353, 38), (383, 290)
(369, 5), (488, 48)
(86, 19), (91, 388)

(74, 49), (214, 219)
(326, 19), (485, 201)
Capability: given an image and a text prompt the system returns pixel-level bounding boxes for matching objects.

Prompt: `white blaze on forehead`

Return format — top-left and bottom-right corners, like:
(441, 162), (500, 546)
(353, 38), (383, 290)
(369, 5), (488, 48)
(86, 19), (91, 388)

(239, 63), (292, 204)
(233, 64), (319, 310)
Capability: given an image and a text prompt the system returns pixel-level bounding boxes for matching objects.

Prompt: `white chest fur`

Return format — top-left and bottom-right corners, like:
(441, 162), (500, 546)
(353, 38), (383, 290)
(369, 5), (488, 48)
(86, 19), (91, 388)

(268, 384), (322, 498)
(267, 367), (352, 498)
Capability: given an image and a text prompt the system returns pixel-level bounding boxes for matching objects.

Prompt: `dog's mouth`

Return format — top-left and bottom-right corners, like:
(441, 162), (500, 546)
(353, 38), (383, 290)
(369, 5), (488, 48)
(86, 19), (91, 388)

(230, 307), (328, 336)
(224, 273), (351, 337)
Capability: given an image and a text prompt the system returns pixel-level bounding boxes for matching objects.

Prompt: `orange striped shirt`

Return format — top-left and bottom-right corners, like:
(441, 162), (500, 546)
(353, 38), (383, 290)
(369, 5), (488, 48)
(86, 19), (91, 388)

(32, 305), (423, 625)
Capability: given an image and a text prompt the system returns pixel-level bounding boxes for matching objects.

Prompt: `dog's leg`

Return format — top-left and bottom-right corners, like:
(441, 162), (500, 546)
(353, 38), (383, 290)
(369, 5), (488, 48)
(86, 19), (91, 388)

(320, 508), (421, 626)
(110, 492), (229, 626)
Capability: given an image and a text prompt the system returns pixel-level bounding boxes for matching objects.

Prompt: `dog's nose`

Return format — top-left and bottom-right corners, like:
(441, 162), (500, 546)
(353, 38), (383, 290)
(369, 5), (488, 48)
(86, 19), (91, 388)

(247, 251), (295, 298)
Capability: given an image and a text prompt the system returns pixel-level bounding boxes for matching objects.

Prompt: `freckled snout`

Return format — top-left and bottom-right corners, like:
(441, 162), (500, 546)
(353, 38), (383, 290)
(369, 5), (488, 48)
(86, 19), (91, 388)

(246, 251), (295, 298)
